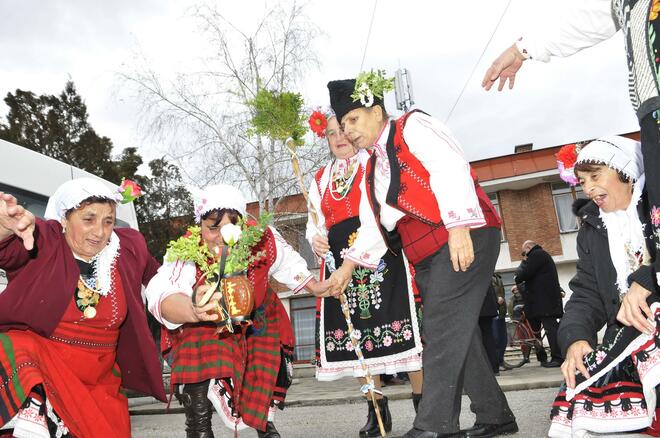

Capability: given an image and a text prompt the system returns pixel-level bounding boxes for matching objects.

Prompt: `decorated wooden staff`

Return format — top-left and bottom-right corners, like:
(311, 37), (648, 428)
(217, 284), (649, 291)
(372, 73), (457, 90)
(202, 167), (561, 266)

(285, 137), (386, 438)
(246, 89), (386, 437)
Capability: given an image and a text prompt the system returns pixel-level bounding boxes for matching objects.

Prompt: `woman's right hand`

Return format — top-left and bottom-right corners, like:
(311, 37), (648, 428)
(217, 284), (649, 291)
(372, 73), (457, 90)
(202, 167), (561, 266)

(192, 284), (222, 322)
(0, 192), (36, 250)
(561, 340), (593, 389)
(312, 234), (330, 256)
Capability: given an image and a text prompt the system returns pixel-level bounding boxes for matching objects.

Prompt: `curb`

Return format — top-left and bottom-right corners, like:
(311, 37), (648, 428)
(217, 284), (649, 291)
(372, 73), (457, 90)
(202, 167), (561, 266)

(129, 378), (562, 416)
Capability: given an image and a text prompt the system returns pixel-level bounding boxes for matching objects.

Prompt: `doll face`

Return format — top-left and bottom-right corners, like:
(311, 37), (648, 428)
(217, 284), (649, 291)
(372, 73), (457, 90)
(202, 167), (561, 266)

(577, 165), (633, 213)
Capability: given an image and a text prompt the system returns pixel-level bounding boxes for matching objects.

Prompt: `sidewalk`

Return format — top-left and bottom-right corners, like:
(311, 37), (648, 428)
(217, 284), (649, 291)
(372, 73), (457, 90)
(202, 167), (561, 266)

(129, 362), (563, 415)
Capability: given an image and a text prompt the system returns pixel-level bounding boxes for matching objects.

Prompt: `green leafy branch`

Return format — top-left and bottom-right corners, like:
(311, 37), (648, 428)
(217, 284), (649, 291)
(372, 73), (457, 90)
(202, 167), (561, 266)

(350, 69), (395, 102)
(247, 88), (307, 146)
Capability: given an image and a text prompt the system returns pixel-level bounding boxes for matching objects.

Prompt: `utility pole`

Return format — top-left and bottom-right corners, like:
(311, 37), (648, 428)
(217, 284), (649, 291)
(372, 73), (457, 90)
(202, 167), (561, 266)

(395, 68), (414, 112)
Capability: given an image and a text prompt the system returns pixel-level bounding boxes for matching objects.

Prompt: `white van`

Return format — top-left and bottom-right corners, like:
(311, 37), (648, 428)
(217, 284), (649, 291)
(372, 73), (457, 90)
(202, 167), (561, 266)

(0, 139), (140, 291)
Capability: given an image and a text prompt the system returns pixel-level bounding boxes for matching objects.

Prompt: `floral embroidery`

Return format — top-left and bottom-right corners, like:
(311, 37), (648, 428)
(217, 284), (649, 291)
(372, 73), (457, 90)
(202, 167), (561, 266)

(345, 259), (387, 319)
(651, 0), (660, 21)
(347, 231), (358, 248)
(651, 206), (660, 227)
(595, 350), (607, 365)
(324, 319), (415, 354)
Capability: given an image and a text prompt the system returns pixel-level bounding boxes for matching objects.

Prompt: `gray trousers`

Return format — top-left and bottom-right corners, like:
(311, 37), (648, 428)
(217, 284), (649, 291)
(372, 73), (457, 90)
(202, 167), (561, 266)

(413, 227), (515, 434)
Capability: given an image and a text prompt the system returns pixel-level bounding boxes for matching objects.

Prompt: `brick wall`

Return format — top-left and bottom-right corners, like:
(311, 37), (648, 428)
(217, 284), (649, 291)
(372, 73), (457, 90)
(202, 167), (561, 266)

(498, 183), (562, 262)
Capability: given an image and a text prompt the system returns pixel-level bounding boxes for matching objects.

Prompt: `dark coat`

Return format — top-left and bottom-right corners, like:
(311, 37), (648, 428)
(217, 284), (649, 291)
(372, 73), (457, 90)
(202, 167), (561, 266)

(0, 219), (167, 402)
(479, 283), (499, 318)
(557, 195), (658, 356)
(514, 245), (563, 318)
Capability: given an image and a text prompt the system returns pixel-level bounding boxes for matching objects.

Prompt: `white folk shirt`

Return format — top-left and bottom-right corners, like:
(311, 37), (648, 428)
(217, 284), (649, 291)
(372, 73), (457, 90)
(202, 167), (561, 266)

(145, 226), (313, 330)
(344, 112), (486, 269)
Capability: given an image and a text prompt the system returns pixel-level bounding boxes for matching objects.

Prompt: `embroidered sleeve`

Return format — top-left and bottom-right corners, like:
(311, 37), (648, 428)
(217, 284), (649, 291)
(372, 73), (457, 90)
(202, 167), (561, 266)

(144, 258), (197, 330)
(518, 0), (616, 62)
(403, 112), (485, 230)
(305, 176), (326, 263)
(344, 164), (388, 269)
(269, 226), (314, 293)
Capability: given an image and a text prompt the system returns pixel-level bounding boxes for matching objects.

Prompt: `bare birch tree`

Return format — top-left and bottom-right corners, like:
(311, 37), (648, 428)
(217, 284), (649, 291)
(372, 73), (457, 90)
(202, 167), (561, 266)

(121, 1), (325, 213)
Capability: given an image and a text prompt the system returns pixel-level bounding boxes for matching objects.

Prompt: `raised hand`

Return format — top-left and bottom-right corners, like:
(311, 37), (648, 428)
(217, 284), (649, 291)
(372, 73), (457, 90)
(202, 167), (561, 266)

(0, 192), (36, 250)
(482, 44), (526, 92)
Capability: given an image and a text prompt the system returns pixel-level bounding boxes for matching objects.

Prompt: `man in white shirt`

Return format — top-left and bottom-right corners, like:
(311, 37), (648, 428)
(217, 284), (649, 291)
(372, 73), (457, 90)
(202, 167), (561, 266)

(324, 78), (517, 438)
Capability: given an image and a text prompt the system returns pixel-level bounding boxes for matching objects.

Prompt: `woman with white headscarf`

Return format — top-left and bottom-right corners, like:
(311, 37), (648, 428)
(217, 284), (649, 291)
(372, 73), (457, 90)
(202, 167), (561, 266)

(145, 184), (331, 438)
(549, 136), (660, 437)
(0, 178), (165, 438)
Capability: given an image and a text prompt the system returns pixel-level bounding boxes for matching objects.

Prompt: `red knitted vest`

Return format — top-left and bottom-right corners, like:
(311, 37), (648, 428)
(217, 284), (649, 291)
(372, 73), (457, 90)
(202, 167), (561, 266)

(366, 110), (501, 264)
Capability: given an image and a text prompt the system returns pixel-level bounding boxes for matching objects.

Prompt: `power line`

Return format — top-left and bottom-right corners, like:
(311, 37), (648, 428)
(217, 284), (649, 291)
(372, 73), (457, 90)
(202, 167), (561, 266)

(359, 0), (378, 71)
(444, 0), (512, 123)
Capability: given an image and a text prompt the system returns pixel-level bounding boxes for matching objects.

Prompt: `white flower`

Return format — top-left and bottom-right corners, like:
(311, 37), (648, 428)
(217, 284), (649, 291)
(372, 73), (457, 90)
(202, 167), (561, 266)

(220, 223), (242, 246)
(357, 82), (374, 108)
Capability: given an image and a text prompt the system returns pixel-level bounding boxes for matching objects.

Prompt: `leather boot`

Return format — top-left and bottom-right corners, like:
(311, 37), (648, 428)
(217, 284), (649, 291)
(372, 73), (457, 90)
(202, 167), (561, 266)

(257, 421), (281, 438)
(359, 397), (392, 437)
(412, 392), (423, 413)
(180, 382), (215, 438)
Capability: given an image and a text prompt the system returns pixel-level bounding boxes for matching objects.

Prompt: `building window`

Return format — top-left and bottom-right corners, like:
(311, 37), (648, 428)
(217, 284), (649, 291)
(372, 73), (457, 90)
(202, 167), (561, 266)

(488, 192), (505, 242)
(552, 182), (585, 233)
(290, 296), (317, 362)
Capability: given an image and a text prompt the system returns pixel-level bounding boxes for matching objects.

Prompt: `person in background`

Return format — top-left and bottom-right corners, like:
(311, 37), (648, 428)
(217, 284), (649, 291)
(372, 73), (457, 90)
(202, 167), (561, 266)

(514, 240), (564, 367)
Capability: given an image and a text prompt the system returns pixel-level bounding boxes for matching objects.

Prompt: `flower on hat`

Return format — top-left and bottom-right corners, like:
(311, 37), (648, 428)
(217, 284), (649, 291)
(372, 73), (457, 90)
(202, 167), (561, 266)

(350, 69), (395, 108)
(555, 144), (580, 186)
(118, 179), (143, 204)
(308, 110), (328, 138)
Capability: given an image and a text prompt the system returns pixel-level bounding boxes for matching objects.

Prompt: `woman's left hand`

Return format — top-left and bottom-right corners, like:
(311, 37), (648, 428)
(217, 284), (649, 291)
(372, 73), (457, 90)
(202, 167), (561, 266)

(0, 192), (36, 250)
(617, 282), (655, 335)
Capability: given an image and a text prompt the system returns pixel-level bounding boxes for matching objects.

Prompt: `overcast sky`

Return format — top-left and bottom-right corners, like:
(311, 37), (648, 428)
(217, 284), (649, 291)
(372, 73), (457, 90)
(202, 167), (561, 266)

(0, 0), (639, 165)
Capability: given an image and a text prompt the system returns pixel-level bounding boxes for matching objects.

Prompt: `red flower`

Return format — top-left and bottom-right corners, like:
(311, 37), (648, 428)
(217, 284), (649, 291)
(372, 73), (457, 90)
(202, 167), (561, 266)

(308, 111), (328, 138)
(555, 144), (578, 169)
(122, 179), (142, 196)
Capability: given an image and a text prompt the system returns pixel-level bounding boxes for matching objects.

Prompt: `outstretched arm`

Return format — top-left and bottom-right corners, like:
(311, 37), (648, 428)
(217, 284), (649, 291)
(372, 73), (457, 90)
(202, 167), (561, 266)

(0, 192), (36, 250)
(482, 0), (616, 92)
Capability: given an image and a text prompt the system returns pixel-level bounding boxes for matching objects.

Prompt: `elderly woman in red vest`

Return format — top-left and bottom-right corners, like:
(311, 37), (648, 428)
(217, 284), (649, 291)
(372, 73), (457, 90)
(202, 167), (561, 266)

(306, 110), (423, 437)
(324, 75), (516, 438)
(145, 184), (331, 438)
(0, 178), (165, 438)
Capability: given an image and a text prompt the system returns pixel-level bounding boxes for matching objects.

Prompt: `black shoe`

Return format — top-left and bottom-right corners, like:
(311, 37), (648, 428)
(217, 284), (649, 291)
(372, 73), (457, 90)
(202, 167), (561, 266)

(402, 427), (465, 437)
(522, 357), (530, 364)
(257, 422), (281, 438)
(462, 420), (518, 437)
(359, 397), (393, 437)
(541, 360), (561, 368)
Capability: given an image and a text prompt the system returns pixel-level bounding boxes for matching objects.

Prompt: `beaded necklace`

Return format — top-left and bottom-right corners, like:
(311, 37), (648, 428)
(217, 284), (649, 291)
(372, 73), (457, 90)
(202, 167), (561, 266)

(329, 156), (359, 201)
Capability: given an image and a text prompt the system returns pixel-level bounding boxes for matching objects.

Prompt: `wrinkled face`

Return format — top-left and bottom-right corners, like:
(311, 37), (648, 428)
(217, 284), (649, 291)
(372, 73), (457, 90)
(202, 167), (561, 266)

(341, 107), (386, 150)
(577, 165), (633, 213)
(201, 213), (232, 256)
(326, 116), (355, 160)
(62, 202), (116, 261)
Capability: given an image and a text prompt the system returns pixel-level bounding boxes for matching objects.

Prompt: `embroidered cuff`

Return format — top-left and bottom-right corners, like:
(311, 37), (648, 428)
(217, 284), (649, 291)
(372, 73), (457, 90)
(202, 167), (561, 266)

(293, 274), (314, 294)
(345, 253), (378, 270)
(444, 217), (487, 229)
(157, 291), (189, 330)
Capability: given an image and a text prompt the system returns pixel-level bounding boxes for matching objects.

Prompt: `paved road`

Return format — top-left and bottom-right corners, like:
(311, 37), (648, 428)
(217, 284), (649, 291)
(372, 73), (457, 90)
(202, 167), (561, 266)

(131, 387), (566, 437)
